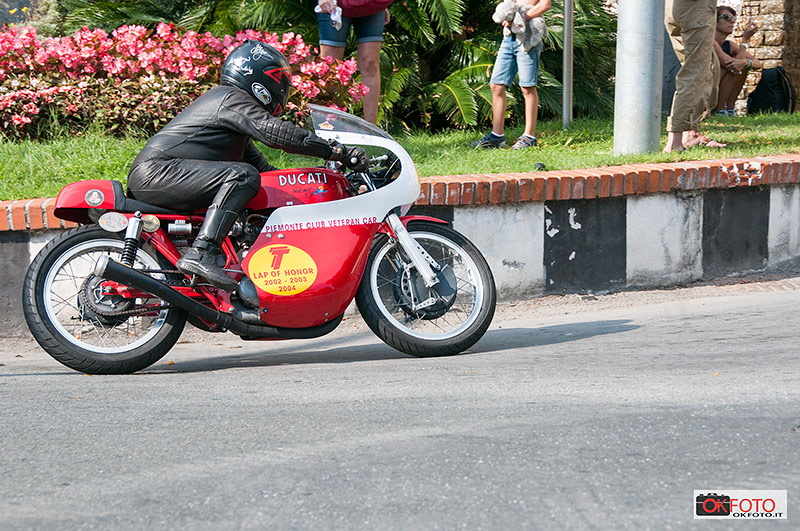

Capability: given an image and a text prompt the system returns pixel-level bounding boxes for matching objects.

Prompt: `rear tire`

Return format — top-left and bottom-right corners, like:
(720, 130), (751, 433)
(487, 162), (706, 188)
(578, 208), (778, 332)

(356, 222), (496, 357)
(22, 225), (186, 374)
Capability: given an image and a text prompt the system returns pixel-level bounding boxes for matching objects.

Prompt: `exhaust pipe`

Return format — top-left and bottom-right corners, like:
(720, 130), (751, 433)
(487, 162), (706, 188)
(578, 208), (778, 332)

(93, 256), (342, 339)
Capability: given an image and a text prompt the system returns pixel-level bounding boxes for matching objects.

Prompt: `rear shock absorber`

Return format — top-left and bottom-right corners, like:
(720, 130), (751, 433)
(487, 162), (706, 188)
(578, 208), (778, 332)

(121, 211), (144, 266)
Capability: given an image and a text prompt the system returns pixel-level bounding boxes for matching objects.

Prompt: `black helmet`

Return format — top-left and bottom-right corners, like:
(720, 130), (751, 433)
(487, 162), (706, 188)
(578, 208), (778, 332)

(220, 40), (292, 116)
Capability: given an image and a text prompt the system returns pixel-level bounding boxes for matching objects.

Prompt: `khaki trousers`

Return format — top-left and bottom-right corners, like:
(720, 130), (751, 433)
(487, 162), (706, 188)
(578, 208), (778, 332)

(665, 0), (720, 132)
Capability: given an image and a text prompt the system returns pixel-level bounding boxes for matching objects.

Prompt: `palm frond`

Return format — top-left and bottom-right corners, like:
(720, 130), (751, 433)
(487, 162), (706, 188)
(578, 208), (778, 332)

(383, 67), (414, 105)
(442, 62), (494, 84)
(240, 0), (316, 30)
(415, 0), (466, 36)
(178, 2), (222, 32)
(430, 76), (477, 127)
(378, 66), (415, 124)
(535, 69), (563, 116)
(390, 1), (435, 44)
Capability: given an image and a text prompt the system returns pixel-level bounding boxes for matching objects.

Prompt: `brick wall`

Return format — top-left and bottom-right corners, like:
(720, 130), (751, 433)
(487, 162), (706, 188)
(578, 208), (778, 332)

(740, 0), (798, 112)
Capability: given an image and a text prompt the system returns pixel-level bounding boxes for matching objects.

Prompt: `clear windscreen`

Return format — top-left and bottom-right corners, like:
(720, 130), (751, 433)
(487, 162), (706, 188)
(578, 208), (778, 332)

(309, 104), (394, 140)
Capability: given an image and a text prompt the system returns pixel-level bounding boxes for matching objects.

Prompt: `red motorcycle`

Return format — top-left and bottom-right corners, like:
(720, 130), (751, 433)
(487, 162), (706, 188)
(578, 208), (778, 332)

(22, 106), (496, 374)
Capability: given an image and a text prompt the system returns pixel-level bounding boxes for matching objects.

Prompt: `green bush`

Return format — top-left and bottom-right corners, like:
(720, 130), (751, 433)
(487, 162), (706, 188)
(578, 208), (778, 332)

(28, 0), (618, 132)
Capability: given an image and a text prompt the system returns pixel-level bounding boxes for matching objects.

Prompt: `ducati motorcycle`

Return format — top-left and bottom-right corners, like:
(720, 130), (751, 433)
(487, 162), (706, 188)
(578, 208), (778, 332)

(22, 105), (496, 374)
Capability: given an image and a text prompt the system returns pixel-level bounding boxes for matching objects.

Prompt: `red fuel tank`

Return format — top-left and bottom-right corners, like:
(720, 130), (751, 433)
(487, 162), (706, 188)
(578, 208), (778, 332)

(247, 167), (350, 210)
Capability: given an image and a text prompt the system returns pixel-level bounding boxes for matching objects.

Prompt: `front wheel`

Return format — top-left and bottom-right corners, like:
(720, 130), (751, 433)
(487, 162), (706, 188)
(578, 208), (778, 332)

(22, 225), (186, 374)
(356, 221), (496, 357)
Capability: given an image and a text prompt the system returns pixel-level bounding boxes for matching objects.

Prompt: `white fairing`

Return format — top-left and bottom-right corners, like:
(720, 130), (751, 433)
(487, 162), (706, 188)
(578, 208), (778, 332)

(261, 105), (420, 233)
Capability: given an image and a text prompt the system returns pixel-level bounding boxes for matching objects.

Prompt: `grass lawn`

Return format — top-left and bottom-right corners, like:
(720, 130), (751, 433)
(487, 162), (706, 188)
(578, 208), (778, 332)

(1, 113), (799, 200)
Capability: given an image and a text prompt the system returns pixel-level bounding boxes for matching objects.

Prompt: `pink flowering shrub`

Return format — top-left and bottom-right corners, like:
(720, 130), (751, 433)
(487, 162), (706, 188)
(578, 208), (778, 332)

(0, 83), (87, 138)
(0, 24), (369, 139)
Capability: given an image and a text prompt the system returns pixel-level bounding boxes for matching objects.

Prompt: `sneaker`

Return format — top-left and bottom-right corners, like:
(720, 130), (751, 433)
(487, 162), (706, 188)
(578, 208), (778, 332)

(471, 132), (505, 149)
(511, 134), (538, 150)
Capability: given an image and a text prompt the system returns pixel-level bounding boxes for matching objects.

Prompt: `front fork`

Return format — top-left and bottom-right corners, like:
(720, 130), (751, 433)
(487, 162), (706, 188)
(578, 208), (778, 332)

(353, 167), (441, 290)
(385, 212), (440, 287)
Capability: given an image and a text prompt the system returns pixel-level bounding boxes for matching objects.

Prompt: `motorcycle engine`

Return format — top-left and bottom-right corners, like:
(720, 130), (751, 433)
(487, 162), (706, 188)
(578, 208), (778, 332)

(236, 277), (260, 309)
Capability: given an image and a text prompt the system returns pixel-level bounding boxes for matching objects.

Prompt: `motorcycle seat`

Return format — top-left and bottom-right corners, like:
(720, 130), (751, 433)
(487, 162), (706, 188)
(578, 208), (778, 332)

(112, 180), (193, 216)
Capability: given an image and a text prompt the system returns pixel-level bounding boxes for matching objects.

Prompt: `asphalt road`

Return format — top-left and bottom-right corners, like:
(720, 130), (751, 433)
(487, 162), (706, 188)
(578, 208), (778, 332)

(1, 278), (798, 530)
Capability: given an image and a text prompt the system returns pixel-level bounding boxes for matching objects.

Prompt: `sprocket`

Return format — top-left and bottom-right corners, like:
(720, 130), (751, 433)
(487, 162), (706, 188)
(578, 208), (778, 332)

(78, 275), (168, 323)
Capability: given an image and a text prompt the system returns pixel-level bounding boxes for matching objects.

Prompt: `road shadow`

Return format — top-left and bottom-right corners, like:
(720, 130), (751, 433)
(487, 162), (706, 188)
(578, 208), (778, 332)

(0, 319), (638, 376)
(471, 319), (639, 353)
(146, 319), (638, 374)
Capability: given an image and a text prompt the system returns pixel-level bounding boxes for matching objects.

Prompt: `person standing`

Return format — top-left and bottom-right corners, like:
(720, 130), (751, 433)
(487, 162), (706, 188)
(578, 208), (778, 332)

(663, 0), (726, 153)
(316, 0), (391, 124)
(473, 0), (551, 150)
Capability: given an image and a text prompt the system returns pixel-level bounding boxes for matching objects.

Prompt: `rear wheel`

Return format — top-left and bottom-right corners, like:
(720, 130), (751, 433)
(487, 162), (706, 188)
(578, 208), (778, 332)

(356, 222), (496, 356)
(22, 225), (186, 374)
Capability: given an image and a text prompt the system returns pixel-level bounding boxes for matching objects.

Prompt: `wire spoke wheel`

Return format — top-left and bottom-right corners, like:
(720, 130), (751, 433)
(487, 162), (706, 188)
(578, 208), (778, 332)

(44, 240), (167, 352)
(357, 222), (496, 357)
(23, 226), (186, 374)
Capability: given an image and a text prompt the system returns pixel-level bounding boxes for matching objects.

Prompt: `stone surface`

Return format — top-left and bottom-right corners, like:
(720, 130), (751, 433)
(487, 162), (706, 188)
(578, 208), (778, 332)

(741, 0), (798, 111)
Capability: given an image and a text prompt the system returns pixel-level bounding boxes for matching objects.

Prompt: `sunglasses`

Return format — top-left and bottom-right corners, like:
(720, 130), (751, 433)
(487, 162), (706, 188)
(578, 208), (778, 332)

(717, 13), (736, 22)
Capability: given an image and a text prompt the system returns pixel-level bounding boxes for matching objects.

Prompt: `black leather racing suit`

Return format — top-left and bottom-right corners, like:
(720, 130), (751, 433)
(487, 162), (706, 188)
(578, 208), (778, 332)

(127, 85), (340, 212)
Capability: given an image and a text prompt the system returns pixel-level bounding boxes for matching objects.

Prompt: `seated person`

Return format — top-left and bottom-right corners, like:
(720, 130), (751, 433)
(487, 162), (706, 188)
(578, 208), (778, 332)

(127, 40), (368, 291)
(713, 5), (762, 115)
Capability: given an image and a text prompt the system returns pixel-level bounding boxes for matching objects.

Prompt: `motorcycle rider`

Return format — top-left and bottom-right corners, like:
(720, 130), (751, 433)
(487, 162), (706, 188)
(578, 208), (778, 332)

(126, 40), (369, 291)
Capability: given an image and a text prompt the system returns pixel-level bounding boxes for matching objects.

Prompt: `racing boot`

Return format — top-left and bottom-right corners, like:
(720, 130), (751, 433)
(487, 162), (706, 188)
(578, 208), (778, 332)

(177, 206), (240, 292)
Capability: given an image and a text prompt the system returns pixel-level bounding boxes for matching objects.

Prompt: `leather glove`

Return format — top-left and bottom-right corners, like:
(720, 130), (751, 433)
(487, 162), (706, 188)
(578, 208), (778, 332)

(344, 146), (369, 171)
(329, 142), (369, 172)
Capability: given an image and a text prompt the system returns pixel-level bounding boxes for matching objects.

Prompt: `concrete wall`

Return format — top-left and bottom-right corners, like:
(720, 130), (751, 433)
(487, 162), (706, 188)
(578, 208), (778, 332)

(8, 183), (798, 336)
(450, 184), (800, 299)
(627, 192), (703, 286)
(0, 231), (33, 336)
(454, 203), (545, 299)
(769, 185), (800, 262)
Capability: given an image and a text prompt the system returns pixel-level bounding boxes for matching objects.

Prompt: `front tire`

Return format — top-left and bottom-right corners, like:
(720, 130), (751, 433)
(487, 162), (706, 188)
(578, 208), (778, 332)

(22, 225), (186, 374)
(356, 222), (496, 357)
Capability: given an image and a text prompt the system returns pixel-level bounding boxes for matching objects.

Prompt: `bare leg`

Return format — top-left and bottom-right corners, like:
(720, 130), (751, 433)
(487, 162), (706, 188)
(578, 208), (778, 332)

(663, 131), (685, 153)
(520, 85), (539, 137)
(715, 71), (747, 111)
(357, 41), (382, 124)
(491, 83), (507, 136)
(319, 44), (345, 61)
(715, 48), (749, 112)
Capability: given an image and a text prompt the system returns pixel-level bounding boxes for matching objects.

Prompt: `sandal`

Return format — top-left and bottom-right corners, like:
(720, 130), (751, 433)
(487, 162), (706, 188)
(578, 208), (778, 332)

(684, 134), (726, 149)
